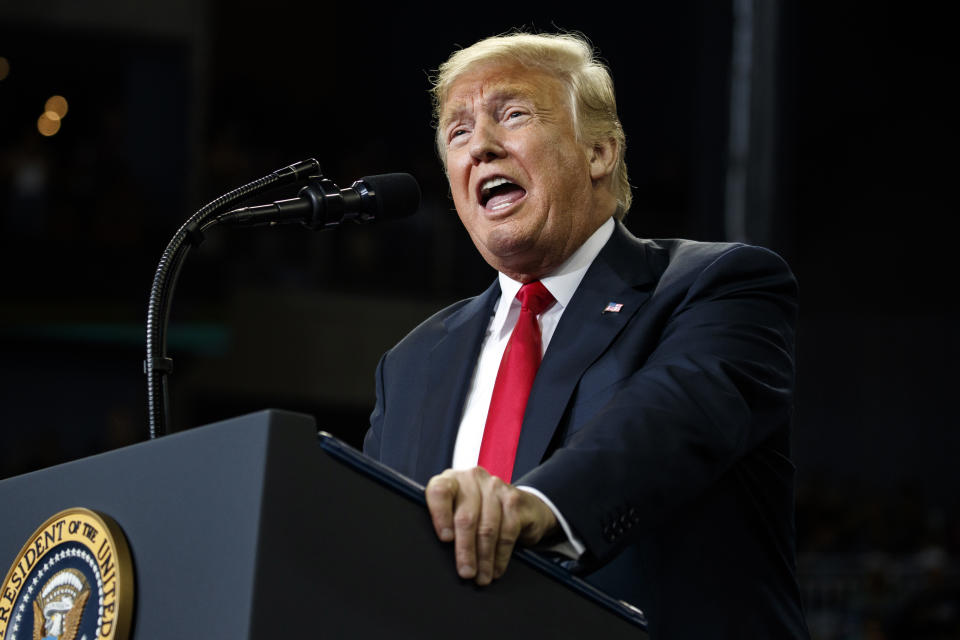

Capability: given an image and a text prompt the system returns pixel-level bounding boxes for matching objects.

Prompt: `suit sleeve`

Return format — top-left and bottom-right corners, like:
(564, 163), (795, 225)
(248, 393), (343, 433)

(363, 353), (388, 459)
(516, 244), (798, 566)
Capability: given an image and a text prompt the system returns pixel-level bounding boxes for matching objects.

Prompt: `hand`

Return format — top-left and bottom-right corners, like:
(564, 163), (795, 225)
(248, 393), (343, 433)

(425, 466), (558, 585)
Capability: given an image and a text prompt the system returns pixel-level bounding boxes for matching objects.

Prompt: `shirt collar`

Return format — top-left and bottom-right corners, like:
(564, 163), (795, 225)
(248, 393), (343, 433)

(490, 216), (615, 333)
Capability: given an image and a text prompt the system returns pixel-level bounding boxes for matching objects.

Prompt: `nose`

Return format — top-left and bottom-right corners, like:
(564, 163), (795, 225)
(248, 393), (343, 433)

(469, 118), (506, 163)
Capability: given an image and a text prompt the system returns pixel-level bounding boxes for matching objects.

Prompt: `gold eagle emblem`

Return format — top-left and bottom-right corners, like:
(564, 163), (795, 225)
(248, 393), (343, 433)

(31, 568), (90, 640)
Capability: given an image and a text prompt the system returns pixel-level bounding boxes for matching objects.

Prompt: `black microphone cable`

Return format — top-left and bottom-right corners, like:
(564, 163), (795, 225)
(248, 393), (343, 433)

(145, 159), (319, 439)
(145, 161), (420, 439)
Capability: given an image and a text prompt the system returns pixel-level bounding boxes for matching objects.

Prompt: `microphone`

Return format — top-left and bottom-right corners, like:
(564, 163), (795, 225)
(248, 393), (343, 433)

(217, 172), (420, 230)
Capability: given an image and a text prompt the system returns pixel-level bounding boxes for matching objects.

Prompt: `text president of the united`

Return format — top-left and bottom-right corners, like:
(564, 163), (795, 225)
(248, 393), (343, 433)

(363, 31), (809, 638)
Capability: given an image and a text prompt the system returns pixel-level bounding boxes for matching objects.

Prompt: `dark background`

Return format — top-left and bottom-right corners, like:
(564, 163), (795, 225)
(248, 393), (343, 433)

(1, 2), (956, 637)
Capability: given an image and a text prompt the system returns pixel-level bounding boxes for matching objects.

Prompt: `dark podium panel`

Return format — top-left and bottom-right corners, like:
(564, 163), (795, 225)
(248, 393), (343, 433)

(0, 410), (647, 638)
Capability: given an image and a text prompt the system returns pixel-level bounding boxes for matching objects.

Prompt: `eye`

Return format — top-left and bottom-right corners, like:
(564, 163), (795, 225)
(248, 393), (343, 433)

(447, 126), (470, 144)
(501, 108), (531, 126)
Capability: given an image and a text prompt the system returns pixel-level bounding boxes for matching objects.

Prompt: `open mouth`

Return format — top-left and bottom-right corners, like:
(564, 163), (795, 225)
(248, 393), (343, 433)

(479, 176), (526, 211)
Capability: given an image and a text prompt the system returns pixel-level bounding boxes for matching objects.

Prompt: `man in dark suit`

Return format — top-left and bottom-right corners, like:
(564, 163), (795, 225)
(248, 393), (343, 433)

(363, 32), (809, 637)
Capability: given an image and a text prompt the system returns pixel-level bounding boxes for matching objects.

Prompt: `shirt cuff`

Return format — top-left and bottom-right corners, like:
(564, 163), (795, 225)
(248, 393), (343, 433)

(516, 485), (586, 559)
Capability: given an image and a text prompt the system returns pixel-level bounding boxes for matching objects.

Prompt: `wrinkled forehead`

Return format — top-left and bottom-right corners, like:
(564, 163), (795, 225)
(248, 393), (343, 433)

(438, 62), (570, 127)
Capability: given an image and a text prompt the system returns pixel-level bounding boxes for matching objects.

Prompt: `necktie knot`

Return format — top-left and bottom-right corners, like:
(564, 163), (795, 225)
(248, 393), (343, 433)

(517, 281), (554, 316)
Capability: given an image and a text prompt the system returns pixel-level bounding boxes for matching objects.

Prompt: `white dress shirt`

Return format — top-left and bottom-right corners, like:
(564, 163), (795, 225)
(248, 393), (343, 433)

(451, 216), (616, 556)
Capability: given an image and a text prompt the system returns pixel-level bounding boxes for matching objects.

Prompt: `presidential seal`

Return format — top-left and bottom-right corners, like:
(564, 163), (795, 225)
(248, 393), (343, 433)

(0, 509), (133, 640)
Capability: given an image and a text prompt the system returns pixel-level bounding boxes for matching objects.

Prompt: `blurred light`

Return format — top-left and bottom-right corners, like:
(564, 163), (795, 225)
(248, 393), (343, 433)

(45, 95), (69, 118)
(37, 111), (61, 137)
(0, 57), (9, 81)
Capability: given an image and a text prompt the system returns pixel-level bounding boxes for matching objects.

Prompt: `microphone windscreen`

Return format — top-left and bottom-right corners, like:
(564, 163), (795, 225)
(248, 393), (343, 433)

(360, 173), (421, 220)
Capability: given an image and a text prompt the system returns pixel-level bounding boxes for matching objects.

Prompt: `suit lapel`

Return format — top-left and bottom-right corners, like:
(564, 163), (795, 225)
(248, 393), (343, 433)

(414, 282), (499, 481)
(513, 223), (658, 477)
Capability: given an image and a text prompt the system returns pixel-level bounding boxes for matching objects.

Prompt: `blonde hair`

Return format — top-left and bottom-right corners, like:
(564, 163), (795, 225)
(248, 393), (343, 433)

(431, 31), (631, 217)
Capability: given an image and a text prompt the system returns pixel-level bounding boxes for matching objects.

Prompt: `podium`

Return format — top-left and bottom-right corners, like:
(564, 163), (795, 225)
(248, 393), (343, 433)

(0, 410), (647, 638)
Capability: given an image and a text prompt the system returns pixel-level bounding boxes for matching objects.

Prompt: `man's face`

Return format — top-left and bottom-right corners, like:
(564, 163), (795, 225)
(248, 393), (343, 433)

(440, 62), (614, 281)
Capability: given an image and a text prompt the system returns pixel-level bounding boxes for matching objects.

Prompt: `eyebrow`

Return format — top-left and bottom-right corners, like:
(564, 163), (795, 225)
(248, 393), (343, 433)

(440, 83), (540, 129)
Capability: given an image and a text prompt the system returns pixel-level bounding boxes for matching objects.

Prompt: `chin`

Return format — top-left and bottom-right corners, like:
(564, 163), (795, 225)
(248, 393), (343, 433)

(482, 227), (538, 261)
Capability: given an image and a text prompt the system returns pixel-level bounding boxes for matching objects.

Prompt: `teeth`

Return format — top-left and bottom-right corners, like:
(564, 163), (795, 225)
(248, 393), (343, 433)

(480, 176), (512, 197)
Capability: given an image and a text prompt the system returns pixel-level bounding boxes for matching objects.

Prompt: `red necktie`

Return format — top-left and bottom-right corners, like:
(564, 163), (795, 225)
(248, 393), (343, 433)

(478, 281), (555, 482)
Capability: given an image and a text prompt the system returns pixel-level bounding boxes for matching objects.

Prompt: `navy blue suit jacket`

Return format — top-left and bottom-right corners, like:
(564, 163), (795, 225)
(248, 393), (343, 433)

(364, 222), (809, 638)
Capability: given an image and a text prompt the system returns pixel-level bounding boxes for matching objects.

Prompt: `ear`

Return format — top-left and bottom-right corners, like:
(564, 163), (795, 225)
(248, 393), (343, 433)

(588, 137), (618, 182)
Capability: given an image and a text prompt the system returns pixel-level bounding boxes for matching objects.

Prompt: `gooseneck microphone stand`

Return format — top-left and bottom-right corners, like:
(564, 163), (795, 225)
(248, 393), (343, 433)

(144, 158), (320, 439)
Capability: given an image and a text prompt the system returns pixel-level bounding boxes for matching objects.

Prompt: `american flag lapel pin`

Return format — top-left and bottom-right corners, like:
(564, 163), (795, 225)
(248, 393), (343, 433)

(603, 301), (623, 314)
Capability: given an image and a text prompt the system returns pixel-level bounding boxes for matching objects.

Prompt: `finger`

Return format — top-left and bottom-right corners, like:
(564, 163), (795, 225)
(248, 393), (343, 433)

(452, 473), (482, 579)
(475, 482), (502, 585)
(425, 473), (458, 542)
(493, 489), (524, 579)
